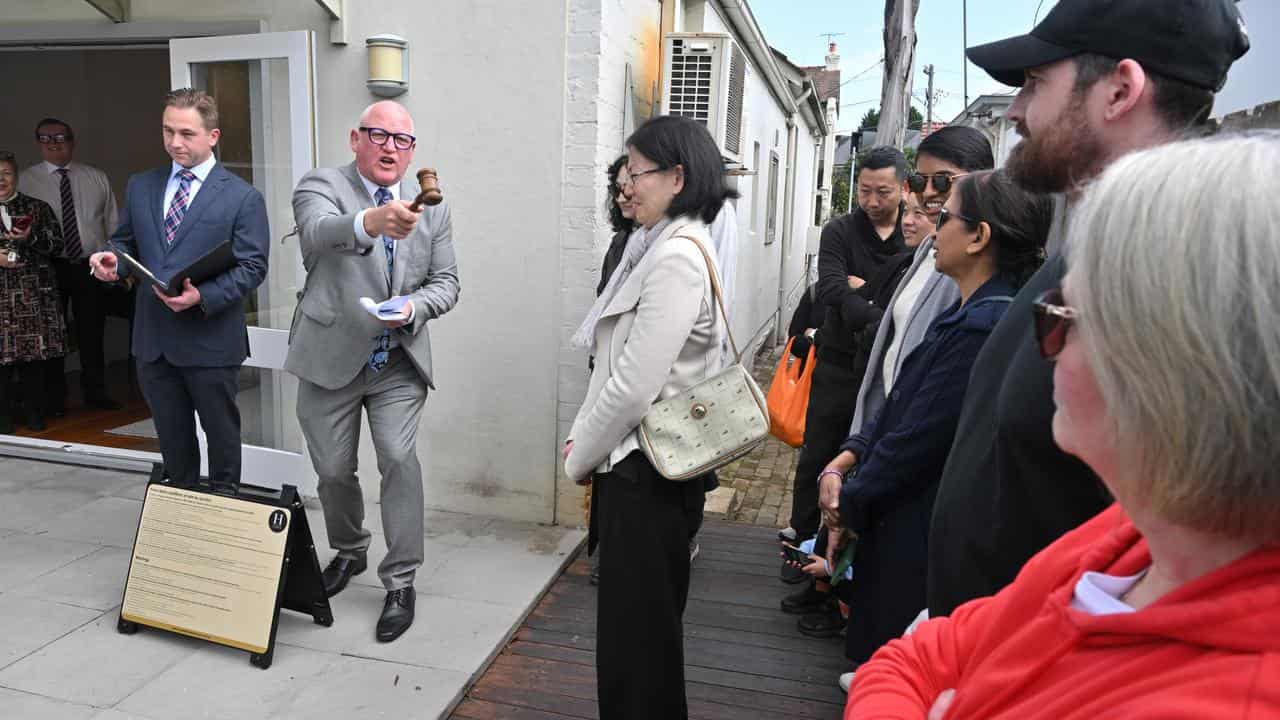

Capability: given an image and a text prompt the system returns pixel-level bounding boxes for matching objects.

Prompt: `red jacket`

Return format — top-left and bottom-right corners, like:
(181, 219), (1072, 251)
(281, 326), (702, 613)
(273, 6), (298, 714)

(847, 504), (1280, 719)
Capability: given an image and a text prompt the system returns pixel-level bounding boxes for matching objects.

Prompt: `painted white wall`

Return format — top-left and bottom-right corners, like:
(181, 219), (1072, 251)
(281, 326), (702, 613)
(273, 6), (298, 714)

(0, 0), (570, 523)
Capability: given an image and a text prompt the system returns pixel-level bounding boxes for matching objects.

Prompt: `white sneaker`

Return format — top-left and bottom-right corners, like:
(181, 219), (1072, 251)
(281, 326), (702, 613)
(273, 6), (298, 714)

(689, 540), (700, 562)
(839, 671), (855, 692)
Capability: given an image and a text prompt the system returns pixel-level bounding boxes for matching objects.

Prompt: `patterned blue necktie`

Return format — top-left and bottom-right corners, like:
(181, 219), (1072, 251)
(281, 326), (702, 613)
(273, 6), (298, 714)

(368, 187), (395, 372)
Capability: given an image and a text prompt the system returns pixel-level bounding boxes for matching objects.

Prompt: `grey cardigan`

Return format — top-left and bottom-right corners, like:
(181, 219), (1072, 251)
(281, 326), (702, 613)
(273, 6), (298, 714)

(849, 235), (960, 435)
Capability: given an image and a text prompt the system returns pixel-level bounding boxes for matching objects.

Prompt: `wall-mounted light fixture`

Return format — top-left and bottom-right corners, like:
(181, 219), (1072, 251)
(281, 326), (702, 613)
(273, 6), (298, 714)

(366, 34), (409, 97)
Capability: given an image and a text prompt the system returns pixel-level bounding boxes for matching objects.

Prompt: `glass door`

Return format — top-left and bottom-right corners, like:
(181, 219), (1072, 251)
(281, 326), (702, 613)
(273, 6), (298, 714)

(169, 31), (317, 493)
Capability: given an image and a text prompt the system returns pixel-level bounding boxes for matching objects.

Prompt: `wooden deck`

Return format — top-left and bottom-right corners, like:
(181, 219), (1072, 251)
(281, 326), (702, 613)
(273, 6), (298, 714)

(450, 519), (850, 720)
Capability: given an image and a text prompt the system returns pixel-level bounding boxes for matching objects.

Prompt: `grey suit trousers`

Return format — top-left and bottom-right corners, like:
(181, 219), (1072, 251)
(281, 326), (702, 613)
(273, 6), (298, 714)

(297, 348), (428, 590)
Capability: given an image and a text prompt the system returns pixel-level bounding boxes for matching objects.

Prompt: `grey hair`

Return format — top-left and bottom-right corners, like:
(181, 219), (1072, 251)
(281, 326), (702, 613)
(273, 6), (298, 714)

(1065, 130), (1280, 543)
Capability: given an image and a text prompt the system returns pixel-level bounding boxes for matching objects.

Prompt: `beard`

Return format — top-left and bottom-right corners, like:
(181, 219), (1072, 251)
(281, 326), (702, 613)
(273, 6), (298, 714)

(1006, 95), (1106, 195)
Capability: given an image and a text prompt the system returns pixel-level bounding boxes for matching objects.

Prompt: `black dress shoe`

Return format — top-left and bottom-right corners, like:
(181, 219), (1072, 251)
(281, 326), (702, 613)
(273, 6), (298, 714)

(780, 559), (807, 584)
(376, 587), (415, 642)
(321, 555), (367, 598)
(781, 582), (830, 615)
(798, 601), (845, 638)
(86, 394), (122, 411)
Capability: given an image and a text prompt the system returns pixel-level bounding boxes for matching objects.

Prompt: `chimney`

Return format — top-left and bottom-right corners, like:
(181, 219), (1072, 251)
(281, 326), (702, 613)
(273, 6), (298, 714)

(825, 42), (840, 71)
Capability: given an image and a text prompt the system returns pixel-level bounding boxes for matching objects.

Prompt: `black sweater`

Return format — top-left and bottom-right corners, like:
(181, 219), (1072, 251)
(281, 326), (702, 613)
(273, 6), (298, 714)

(815, 207), (905, 358)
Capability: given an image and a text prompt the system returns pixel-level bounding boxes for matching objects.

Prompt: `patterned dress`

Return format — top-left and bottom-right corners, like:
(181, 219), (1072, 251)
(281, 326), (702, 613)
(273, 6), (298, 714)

(0, 192), (67, 364)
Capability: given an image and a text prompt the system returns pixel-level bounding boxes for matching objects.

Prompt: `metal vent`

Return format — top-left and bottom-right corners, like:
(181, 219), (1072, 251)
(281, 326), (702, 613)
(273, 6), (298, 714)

(667, 39), (714, 124)
(724, 43), (745, 155)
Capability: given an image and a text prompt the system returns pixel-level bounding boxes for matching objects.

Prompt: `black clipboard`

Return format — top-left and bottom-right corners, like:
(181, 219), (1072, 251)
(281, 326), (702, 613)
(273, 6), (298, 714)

(109, 240), (235, 296)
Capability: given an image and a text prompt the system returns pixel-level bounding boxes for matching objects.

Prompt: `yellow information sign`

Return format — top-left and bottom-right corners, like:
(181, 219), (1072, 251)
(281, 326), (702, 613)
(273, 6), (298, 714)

(121, 484), (291, 654)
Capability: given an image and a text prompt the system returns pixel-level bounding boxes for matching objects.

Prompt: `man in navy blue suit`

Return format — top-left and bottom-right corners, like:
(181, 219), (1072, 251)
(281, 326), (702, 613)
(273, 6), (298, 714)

(89, 88), (269, 492)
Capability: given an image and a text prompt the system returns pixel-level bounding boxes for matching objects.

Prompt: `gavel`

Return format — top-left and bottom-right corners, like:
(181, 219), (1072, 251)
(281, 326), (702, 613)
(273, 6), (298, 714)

(409, 168), (443, 211)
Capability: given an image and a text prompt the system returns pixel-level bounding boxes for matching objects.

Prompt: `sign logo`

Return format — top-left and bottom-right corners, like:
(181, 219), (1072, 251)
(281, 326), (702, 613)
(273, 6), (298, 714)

(268, 510), (288, 533)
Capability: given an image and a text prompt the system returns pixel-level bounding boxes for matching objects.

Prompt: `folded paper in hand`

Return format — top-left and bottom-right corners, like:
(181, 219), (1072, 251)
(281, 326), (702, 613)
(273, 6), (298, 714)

(359, 295), (411, 321)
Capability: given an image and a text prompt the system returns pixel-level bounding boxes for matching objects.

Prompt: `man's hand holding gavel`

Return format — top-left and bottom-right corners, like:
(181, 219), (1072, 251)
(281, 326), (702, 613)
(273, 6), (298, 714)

(362, 200), (421, 240)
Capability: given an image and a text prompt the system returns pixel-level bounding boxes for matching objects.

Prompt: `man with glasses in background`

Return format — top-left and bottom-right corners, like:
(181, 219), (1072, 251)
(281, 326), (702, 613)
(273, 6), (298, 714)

(286, 100), (459, 643)
(20, 118), (124, 415)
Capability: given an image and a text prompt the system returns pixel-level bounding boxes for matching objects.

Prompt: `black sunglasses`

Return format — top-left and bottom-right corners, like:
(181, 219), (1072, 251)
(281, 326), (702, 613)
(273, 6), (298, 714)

(936, 206), (978, 230)
(907, 171), (967, 195)
(1032, 288), (1078, 359)
(359, 126), (416, 150)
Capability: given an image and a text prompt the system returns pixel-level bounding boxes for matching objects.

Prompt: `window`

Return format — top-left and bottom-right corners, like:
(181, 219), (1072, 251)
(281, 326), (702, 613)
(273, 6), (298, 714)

(750, 141), (761, 233)
(765, 152), (780, 245)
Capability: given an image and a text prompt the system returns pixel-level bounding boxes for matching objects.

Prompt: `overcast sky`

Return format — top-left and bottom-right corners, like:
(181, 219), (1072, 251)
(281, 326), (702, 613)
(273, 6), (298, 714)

(750, 0), (1277, 131)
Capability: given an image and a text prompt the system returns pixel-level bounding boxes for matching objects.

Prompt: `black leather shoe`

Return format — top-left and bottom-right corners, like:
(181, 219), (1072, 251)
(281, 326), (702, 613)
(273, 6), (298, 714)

(780, 559), (807, 584)
(781, 582), (829, 615)
(86, 394), (122, 411)
(321, 555), (367, 598)
(376, 587), (415, 642)
(798, 601), (845, 638)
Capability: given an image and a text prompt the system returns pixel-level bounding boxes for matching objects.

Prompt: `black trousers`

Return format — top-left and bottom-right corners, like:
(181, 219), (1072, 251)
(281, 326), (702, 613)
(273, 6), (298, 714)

(46, 258), (130, 402)
(136, 355), (241, 486)
(788, 352), (863, 539)
(1, 361), (47, 423)
(593, 452), (704, 720)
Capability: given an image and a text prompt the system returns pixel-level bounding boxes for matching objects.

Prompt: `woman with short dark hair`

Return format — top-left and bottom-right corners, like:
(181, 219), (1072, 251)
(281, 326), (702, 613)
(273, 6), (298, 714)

(0, 150), (67, 433)
(565, 115), (736, 719)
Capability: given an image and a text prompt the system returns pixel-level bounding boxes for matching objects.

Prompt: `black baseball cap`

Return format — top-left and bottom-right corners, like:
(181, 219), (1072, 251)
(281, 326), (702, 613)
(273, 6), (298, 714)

(967, 0), (1250, 91)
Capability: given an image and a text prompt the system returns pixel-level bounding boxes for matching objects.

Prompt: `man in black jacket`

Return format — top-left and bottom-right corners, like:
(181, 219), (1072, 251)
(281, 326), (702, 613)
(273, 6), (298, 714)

(928, 0), (1250, 617)
(782, 147), (906, 580)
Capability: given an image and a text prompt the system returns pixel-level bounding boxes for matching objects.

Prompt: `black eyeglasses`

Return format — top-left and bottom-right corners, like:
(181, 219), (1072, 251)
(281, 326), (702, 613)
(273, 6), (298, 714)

(907, 171), (967, 195)
(37, 133), (71, 145)
(359, 126), (416, 150)
(1032, 288), (1078, 359)
(936, 206), (978, 230)
(625, 166), (667, 185)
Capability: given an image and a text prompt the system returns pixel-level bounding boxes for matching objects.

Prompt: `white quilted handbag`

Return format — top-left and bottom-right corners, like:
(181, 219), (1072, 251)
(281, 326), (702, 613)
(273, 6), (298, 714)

(638, 235), (770, 481)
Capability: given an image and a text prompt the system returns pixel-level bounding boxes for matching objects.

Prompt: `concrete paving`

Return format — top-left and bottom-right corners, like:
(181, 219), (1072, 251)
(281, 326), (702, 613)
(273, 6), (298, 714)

(0, 456), (584, 719)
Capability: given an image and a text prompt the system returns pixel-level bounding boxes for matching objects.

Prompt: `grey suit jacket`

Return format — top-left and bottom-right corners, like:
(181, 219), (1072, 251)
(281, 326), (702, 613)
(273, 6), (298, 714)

(285, 163), (460, 390)
(849, 235), (960, 435)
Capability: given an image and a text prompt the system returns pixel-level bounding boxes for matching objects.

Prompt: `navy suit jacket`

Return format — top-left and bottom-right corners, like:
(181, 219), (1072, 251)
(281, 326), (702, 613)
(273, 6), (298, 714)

(111, 162), (270, 367)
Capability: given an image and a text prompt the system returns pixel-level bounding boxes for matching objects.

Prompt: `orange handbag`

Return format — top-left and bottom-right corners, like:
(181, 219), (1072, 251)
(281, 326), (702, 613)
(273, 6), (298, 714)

(766, 337), (815, 447)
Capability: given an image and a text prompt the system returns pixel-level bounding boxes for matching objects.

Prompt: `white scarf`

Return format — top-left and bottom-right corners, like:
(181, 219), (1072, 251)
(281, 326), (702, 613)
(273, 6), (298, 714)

(571, 217), (673, 351)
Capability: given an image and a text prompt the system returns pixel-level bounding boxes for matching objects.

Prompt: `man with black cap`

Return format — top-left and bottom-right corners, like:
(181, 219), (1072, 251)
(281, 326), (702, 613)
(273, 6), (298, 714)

(924, 0), (1250, 619)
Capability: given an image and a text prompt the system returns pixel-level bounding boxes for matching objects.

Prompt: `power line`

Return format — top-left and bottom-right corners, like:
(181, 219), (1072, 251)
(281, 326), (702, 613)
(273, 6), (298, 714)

(834, 57), (885, 87)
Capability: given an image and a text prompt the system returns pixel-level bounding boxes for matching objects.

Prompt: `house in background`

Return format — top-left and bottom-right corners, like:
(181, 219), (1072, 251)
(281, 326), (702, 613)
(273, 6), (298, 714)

(0, 0), (827, 527)
(950, 94), (1018, 166)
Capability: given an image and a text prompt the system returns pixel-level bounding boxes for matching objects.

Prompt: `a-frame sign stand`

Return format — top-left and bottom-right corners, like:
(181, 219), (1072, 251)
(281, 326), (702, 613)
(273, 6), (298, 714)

(117, 464), (332, 669)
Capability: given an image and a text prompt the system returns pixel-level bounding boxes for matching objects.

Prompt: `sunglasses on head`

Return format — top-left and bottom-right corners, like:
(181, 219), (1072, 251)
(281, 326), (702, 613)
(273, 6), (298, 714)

(907, 171), (967, 195)
(1032, 288), (1078, 359)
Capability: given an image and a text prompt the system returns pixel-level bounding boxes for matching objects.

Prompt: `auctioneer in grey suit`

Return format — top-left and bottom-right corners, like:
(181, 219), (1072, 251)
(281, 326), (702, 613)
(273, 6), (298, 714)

(286, 161), (459, 593)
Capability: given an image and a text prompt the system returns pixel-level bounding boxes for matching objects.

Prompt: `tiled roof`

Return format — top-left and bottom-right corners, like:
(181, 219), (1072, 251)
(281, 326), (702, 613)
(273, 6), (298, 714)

(801, 66), (841, 106)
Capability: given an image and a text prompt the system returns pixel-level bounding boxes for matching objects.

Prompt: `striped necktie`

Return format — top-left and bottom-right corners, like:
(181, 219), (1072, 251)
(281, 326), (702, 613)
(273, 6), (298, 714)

(369, 187), (394, 372)
(56, 169), (82, 259)
(163, 170), (196, 246)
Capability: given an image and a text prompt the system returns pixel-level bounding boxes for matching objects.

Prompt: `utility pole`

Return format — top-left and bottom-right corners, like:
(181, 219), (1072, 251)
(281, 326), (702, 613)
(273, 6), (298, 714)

(923, 63), (935, 130)
(875, 0), (920, 149)
(963, 0), (970, 112)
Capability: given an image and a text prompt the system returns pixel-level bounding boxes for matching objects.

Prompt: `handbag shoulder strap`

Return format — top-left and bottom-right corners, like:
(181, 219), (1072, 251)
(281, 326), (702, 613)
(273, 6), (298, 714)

(680, 232), (743, 364)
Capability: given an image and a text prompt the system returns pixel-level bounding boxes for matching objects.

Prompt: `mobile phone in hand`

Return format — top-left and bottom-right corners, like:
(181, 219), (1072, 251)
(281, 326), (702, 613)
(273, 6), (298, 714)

(781, 543), (811, 565)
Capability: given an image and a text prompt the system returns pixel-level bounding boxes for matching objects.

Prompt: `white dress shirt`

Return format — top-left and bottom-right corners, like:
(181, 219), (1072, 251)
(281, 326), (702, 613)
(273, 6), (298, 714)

(352, 172), (413, 325)
(18, 160), (119, 258)
(162, 154), (217, 218)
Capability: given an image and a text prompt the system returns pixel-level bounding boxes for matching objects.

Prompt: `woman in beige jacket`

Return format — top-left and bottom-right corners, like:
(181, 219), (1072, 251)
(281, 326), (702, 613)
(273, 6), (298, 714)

(565, 115), (736, 720)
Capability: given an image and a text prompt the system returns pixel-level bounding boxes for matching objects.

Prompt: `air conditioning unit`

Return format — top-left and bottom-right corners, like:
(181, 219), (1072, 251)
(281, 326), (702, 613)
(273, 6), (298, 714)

(661, 32), (746, 164)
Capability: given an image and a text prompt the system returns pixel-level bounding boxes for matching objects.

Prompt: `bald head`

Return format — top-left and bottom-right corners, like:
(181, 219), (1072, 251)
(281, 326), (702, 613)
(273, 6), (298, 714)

(351, 100), (416, 187)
